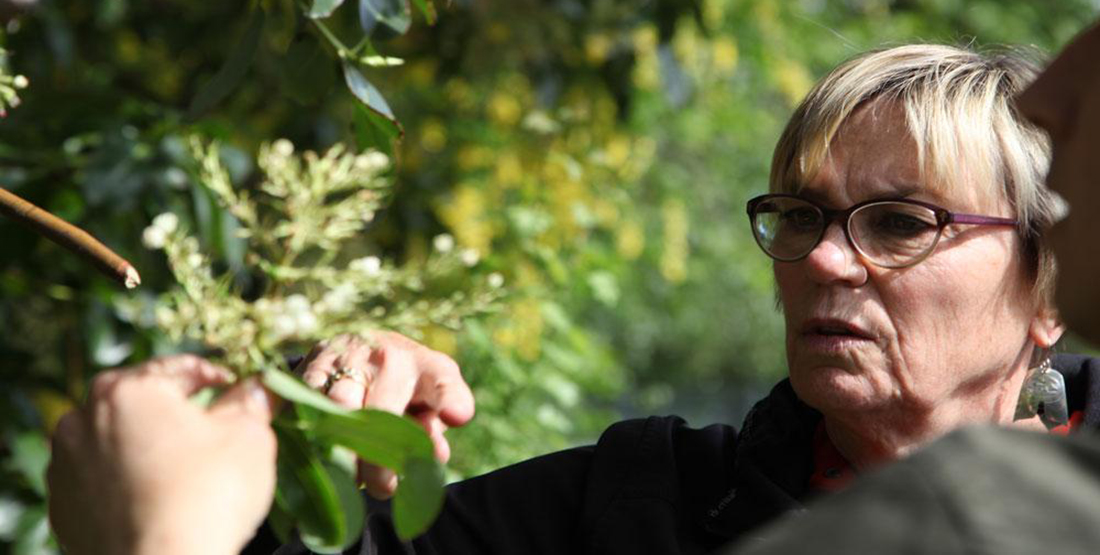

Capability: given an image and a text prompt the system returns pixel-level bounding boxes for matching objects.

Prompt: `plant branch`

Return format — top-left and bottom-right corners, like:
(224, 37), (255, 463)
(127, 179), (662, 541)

(0, 186), (141, 289)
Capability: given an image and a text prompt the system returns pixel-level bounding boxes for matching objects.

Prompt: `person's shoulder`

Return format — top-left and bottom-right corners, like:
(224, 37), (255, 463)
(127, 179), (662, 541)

(596, 415), (739, 466)
(587, 416), (739, 507)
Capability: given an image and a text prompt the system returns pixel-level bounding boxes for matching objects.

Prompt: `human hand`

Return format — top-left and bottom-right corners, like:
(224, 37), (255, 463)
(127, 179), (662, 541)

(1017, 20), (1100, 344)
(297, 332), (474, 499)
(46, 355), (278, 555)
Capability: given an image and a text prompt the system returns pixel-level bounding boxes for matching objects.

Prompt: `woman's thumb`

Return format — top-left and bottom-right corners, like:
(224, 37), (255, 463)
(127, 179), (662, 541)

(210, 378), (277, 422)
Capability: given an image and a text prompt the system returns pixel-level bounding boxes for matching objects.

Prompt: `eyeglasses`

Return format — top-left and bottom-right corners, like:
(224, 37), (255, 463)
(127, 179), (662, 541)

(746, 194), (1018, 269)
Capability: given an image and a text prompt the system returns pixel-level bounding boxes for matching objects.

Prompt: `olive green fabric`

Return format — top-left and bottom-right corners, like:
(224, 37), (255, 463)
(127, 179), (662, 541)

(729, 426), (1100, 555)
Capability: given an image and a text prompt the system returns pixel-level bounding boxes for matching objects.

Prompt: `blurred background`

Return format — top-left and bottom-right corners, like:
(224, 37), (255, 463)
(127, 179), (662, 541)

(0, 0), (1097, 552)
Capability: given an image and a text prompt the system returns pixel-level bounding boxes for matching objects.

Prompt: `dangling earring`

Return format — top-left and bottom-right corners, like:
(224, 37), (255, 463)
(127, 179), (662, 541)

(1014, 357), (1069, 430)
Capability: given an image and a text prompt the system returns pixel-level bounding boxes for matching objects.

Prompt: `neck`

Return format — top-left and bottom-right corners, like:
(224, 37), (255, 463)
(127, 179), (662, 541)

(823, 352), (1048, 470)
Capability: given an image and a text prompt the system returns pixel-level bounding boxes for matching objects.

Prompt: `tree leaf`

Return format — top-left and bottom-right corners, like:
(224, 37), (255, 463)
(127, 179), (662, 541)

(8, 432), (49, 497)
(353, 102), (401, 157)
(358, 0), (411, 38)
(187, 9), (265, 120)
(323, 461), (366, 551)
(309, 409), (433, 471)
(343, 62), (403, 154)
(263, 368), (348, 416)
(308, 0), (346, 19)
(267, 501), (295, 544)
(392, 456), (445, 540)
(410, 0), (436, 25)
(342, 62), (396, 120)
(273, 422), (346, 552)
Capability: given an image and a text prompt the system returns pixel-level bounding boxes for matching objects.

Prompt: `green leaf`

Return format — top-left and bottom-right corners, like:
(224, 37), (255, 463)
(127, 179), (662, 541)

(267, 501), (294, 544)
(342, 62), (396, 120)
(358, 0), (411, 38)
(322, 461), (366, 551)
(188, 386), (222, 408)
(273, 423), (346, 552)
(187, 9), (265, 120)
(309, 409), (433, 470)
(308, 0), (346, 19)
(12, 505), (51, 555)
(344, 62), (403, 153)
(392, 456), (445, 540)
(353, 102), (401, 157)
(410, 0), (436, 24)
(8, 432), (49, 497)
(262, 368), (349, 415)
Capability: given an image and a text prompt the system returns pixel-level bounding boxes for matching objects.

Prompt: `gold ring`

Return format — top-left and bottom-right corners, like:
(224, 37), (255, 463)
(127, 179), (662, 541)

(324, 366), (367, 392)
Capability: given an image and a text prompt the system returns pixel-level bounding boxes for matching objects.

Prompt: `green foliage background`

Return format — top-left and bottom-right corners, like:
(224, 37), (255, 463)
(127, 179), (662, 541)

(0, 0), (1097, 551)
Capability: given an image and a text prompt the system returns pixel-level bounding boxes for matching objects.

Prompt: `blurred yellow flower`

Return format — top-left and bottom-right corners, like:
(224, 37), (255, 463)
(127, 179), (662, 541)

(488, 93), (522, 126)
(616, 220), (645, 260)
(703, 0), (727, 28)
(772, 57), (813, 106)
(445, 78), (473, 109)
(602, 135), (632, 169)
(513, 297), (544, 361)
(632, 24), (658, 55)
(712, 36), (739, 73)
(422, 324), (458, 355)
(406, 59), (438, 88)
(495, 152), (524, 186)
(661, 198), (689, 283)
(438, 185), (494, 253)
(592, 198), (620, 226)
(633, 49), (660, 90)
(457, 145), (492, 171)
(585, 33), (613, 65)
(420, 119), (447, 153)
(32, 388), (75, 435)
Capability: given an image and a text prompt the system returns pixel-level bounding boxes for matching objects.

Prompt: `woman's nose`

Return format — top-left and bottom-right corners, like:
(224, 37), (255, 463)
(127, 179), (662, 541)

(803, 223), (868, 286)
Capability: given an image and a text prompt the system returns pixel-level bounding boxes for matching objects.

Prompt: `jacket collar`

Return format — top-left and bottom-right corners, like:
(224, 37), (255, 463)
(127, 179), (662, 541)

(701, 379), (820, 539)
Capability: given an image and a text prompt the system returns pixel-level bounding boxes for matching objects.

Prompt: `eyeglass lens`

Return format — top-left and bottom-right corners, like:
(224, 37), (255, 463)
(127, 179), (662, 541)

(751, 197), (942, 267)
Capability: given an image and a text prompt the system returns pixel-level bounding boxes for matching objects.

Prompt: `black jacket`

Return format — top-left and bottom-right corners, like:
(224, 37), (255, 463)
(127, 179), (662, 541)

(254, 354), (1100, 555)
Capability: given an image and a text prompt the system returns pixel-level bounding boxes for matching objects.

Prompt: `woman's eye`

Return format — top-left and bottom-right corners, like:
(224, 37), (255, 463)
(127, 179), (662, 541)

(874, 212), (933, 236)
(783, 208), (820, 229)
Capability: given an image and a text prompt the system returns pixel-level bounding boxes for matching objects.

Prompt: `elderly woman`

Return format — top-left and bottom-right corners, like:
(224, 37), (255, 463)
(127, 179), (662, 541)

(46, 43), (1098, 555)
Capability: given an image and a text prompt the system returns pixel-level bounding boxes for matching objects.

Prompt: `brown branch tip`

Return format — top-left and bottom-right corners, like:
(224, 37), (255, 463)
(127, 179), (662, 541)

(0, 186), (142, 289)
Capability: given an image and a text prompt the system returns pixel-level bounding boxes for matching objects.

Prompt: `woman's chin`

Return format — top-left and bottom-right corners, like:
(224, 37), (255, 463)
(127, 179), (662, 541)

(788, 365), (891, 413)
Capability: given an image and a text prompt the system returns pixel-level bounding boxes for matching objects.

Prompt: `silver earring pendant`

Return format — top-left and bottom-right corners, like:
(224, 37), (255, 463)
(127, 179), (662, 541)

(1014, 358), (1069, 430)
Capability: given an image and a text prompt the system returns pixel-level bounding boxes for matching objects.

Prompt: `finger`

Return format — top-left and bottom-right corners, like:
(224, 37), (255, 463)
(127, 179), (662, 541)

(363, 346), (418, 415)
(412, 414), (451, 463)
(326, 339), (373, 409)
(300, 334), (359, 389)
(87, 369), (126, 405)
(409, 351), (475, 427)
(209, 378), (278, 423)
(358, 462), (398, 500)
(301, 349), (341, 389)
(326, 375), (367, 409)
(132, 354), (234, 396)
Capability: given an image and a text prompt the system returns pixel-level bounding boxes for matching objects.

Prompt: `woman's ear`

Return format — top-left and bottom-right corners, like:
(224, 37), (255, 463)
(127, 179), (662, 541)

(1030, 306), (1066, 349)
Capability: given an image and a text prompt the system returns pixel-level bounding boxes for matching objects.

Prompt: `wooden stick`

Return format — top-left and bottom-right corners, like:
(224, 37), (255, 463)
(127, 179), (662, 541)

(0, 187), (141, 289)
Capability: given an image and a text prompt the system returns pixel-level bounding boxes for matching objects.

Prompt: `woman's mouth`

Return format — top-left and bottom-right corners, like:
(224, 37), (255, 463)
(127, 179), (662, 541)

(800, 318), (874, 352)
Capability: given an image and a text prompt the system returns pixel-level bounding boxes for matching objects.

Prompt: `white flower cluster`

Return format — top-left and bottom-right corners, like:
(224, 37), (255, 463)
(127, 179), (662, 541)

(348, 255), (382, 276)
(142, 212), (179, 249)
(0, 59), (28, 117)
(433, 234), (481, 268)
(255, 294), (319, 339)
(147, 138), (506, 378)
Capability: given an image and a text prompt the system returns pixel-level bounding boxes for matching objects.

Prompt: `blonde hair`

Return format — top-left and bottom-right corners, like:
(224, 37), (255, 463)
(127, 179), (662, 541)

(770, 44), (1059, 305)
